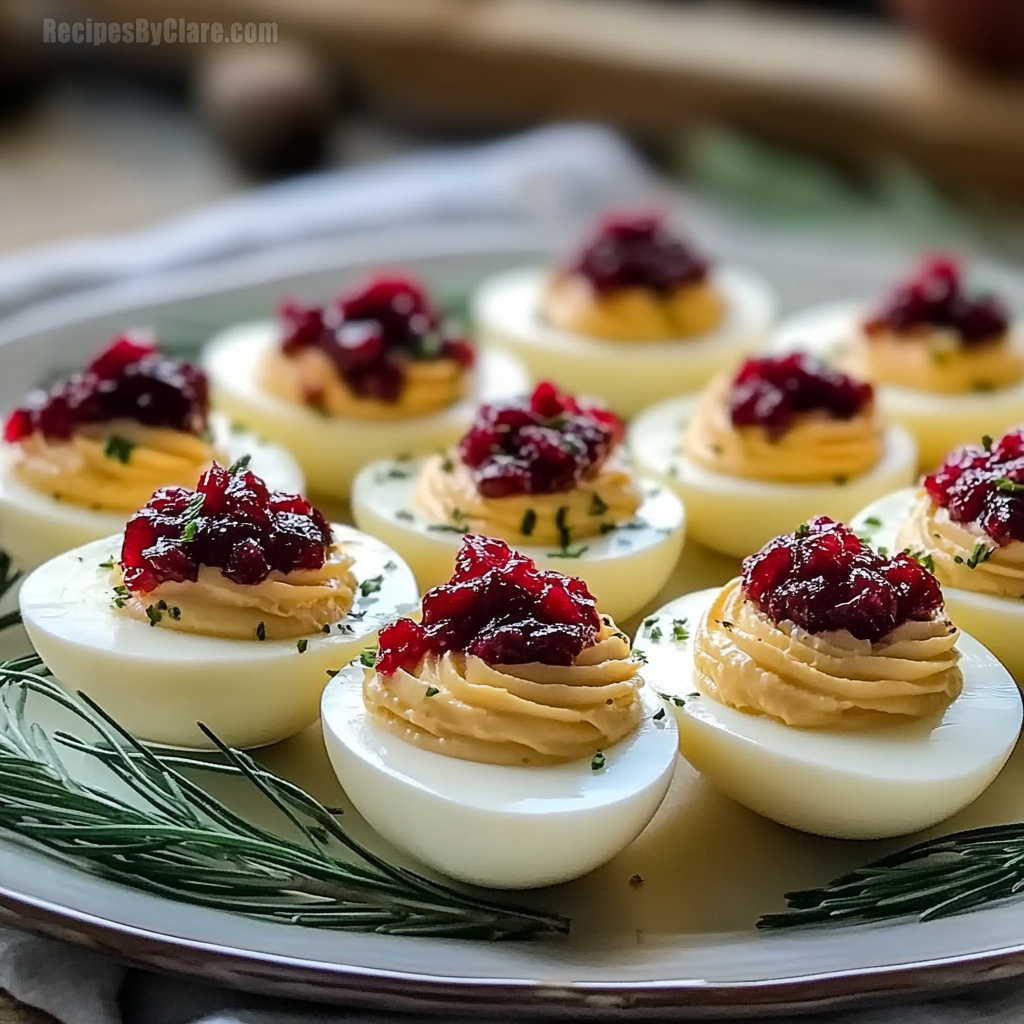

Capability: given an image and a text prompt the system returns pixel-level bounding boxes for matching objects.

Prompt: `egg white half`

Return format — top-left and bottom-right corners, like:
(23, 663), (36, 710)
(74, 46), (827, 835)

(772, 301), (1024, 469)
(642, 587), (1022, 840)
(19, 526), (419, 750)
(628, 394), (917, 559)
(321, 661), (678, 888)
(0, 414), (303, 573)
(853, 487), (1024, 687)
(350, 456), (686, 622)
(472, 266), (776, 418)
(203, 322), (531, 501)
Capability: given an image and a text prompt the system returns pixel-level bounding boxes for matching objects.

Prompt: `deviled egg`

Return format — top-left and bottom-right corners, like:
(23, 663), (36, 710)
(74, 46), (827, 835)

(772, 256), (1024, 468)
(352, 381), (685, 622)
(321, 534), (679, 888)
(0, 332), (302, 572)
(20, 459), (418, 750)
(473, 212), (775, 418)
(644, 517), (1021, 840)
(204, 272), (529, 501)
(853, 427), (1024, 685)
(629, 352), (916, 558)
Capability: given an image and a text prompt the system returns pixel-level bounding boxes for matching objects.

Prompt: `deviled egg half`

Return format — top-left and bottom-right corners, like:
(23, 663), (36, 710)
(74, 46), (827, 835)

(352, 381), (685, 622)
(630, 352), (917, 559)
(853, 427), (1024, 685)
(20, 458), (418, 750)
(772, 255), (1024, 468)
(321, 534), (679, 888)
(0, 332), (303, 572)
(473, 211), (775, 418)
(204, 272), (529, 501)
(643, 517), (1021, 840)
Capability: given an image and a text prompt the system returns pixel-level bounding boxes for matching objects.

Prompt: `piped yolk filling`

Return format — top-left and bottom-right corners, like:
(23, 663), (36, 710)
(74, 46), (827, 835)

(363, 619), (643, 766)
(11, 421), (218, 512)
(693, 578), (962, 729)
(541, 273), (725, 343)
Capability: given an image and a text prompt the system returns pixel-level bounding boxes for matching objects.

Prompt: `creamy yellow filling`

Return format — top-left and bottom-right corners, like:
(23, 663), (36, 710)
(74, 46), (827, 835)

(845, 327), (1024, 394)
(259, 347), (468, 421)
(363, 619), (642, 766)
(114, 542), (357, 641)
(693, 578), (962, 728)
(896, 490), (1024, 598)
(684, 372), (884, 484)
(413, 451), (642, 546)
(13, 421), (218, 512)
(540, 273), (725, 342)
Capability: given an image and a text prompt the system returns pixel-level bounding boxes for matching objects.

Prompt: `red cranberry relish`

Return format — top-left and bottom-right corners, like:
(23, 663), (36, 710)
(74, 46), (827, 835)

(457, 381), (624, 499)
(741, 517), (943, 644)
(375, 535), (600, 674)
(4, 333), (209, 443)
(565, 212), (709, 295)
(925, 429), (1024, 546)
(729, 353), (873, 440)
(278, 273), (474, 404)
(120, 458), (332, 594)
(864, 256), (1008, 345)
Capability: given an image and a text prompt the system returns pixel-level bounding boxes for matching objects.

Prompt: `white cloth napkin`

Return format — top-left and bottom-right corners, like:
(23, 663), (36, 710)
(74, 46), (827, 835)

(3, 122), (1024, 1024)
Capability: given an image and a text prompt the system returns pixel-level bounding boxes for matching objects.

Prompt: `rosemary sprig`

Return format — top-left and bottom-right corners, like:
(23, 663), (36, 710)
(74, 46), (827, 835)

(759, 822), (1024, 930)
(0, 664), (568, 940)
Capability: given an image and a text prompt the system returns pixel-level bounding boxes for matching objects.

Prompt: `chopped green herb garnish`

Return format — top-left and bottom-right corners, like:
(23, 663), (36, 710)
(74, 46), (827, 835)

(967, 542), (994, 569)
(796, 523), (811, 538)
(169, 606), (181, 620)
(145, 604), (162, 626)
(864, 516), (882, 529)
(97, 559), (115, 570)
(656, 690), (686, 708)
(588, 493), (609, 516)
(671, 618), (690, 643)
(256, 621), (266, 641)
(995, 477), (1024, 494)
(296, 638), (308, 654)
(983, 434), (994, 452)
(384, 560), (397, 571)
(424, 686), (439, 698)
(440, 452), (455, 473)
(632, 647), (647, 664)
(227, 454), (251, 475)
(903, 547), (936, 574)
(652, 708), (666, 722)
(103, 435), (135, 464)
(599, 522), (617, 535)
(427, 523), (468, 534)
(359, 575), (383, 597)
(549, 545), (588, 559)
(520, 508), (537, 537)
(359, 647), (378, 668)
(590, 751), (606, 772)
(395, 510), (414, 522)
(648, 625), (663, 642)
(555, 506), (572, 550)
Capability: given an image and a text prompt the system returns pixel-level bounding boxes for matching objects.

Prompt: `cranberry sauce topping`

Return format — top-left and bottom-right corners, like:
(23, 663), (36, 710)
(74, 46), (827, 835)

(277, 273), (474, 404)
(120, 458), (332, 594)
(925, 429), (1024, 546)
(375, 535), (601, 674)
(864, 256), (1009, 345)
(741, 516), (944, 644)
(729, 352), (874, 440)
(456, 381), (625, 499)
(564, 212), (710, 295)
(4, 333), (209, 444)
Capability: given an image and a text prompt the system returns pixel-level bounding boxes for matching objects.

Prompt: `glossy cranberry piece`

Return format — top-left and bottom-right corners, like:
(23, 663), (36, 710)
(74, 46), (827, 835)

(120, 461), (333, 594)
(276, 273), (475, 408)
(741, 517), (944, 643)
(925, 428), (1024, 545)
(729, 353), (874, 439)
(457, 382), (624, 498)
(565, 211), (710, 295)
(864, 256), (1009, 345)
(375, 535), (600, 674)
(3, 333), (209, 443)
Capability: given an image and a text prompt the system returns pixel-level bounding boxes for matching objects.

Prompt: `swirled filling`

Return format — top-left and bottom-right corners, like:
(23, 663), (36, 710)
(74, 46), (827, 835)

(3, 334), (217, 512)
(540, 212), (725, 342)
(894, 428), (1024, 596)
(259, 274), (475, 420)
(693, 517), (961, 728)
(366, 535), (643, 765)
(684, 354), (882, 483)
(414, 382), (640, 544)
(850, 256), (1023, 394)
(116, 459), (354, 640)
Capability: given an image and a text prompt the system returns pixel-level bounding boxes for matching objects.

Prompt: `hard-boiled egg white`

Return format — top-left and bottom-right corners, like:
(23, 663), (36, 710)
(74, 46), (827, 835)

(472, 267), (776, 419)
(641, 588), (1022, 840)
(628, 394), (917, 559)
(20, 527), (418, 750)
(772, 301), (1024, 469)
(0, 414), (303, 573)
(853, 488), (1024, 687)
(320, 660), (678, 888)
(203, 321), (530, 501)
(350, 456), (686, 622)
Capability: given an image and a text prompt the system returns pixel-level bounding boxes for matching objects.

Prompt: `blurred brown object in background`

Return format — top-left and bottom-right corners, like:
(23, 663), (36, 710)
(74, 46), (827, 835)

(194, 43), (336, 179)
(0, 7), (53, 118)
(889, 0), (1024, 73)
